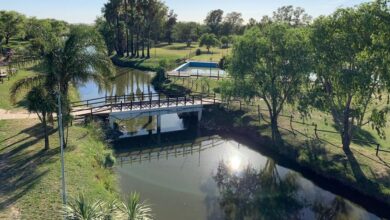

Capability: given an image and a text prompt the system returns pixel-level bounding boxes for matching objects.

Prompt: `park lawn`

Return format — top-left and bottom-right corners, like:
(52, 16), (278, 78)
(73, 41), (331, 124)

(0, 69), (36, 110)
(0, 119), (118, 219)
(168, 76), (390, 204)
(116, 42), (230, 70)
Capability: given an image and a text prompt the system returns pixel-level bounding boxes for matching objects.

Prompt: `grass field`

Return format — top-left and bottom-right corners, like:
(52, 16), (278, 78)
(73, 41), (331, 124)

(116, 42), (230, 70)
(0, 120), (118, 219)
(169, 76), (390, 205)
(0, 69), (36, 110)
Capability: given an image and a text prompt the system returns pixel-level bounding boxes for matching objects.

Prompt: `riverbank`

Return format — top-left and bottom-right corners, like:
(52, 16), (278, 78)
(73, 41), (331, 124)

(110, 42), (229, 72)
(200, 105), (390, 216)
(0, 119), (118, 219)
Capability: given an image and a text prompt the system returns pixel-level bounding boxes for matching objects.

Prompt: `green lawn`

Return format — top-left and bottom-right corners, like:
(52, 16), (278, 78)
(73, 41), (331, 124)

(116, 42), (230, 70)
(0, 69), (36, 110)
(0, 119), (118, 219)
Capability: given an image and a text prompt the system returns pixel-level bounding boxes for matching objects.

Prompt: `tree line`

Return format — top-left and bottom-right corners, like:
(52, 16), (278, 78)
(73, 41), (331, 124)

(224, 0), (390, 152)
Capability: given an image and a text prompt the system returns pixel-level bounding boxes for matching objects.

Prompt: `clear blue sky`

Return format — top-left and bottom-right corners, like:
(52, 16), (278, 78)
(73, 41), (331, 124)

(0, 0), (370, 24)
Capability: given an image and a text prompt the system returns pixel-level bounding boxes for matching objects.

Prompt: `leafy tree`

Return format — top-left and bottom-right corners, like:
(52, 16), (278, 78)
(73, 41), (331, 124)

(272, 5), (312, 26)
(220, 36), (229, 48)
(221, 12), (244, 36)
(165, 10), (177, 45)
(306, 1), (390, 152)
(204, 9), (224, 36)
(199, 33), (220, 53)
(0, 11), (25, 45)
(226, 25), (311, 143)
(173, 22), (198, 47)
(24, 86), (56, 150)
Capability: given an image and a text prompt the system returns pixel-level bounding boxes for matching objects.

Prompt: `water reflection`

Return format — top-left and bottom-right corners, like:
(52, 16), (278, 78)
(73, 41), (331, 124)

(115, 133), (380, 220)
(214, 160), (304, 220)
(78, 67), (155, 101)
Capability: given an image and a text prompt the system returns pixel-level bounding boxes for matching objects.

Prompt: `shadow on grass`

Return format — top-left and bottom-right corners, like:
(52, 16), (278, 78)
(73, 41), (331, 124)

(0, 123), (60, 210)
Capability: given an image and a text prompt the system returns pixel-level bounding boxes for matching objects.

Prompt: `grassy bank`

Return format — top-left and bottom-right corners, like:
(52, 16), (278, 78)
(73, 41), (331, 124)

(0, 119), (117, 219)
(112, 42), (230, 71)
(166, 77), (390, 207)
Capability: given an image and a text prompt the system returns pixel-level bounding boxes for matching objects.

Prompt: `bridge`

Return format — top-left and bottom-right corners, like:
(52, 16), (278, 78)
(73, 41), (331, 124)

(71, 93), (219, 129)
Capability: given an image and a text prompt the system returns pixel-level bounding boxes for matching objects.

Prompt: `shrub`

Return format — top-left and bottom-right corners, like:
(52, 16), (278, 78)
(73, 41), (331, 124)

(195, 48), (201, 56)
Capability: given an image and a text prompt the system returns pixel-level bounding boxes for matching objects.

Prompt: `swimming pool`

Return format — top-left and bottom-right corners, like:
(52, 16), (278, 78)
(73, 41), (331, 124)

(171, 61), (225, 78)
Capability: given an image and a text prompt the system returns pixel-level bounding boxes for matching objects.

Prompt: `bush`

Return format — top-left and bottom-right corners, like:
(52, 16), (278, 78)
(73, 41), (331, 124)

(103, 152), (116, 168)
(219, 56), (227, 70)
(195, 48), (202, 56)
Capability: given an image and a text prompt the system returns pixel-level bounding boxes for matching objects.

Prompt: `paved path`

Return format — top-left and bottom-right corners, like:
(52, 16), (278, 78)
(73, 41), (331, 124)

(0, 109), (38, 120)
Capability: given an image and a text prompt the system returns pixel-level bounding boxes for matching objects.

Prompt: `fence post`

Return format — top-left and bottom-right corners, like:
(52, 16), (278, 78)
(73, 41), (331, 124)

(149, 97), (152, 108)
(115, 95), (117, 103)
(184, 96), (187, 106)
(258, 105), (261, 125)
(214, 93), (216, 104)
(290, 115), (295, 134)
(176, 97), (179, 106)
(167, 97), (169, 107)
(192, 96), (195, 104)
(120, 101), (123, 111)
(158, 94), (161, 107)
(314, 124), (319, 139)
(376, 144), (380, 156)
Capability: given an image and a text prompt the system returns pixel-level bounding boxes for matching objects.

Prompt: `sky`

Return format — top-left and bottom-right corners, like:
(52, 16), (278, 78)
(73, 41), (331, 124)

(0, 0), (370, 24)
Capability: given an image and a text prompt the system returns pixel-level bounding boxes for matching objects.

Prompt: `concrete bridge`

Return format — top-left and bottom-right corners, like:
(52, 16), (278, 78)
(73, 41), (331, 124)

(71, 93), (219, 129)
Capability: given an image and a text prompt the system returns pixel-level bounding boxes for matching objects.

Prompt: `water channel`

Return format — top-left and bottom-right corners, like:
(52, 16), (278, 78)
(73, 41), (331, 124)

(78, 67), (385, 220)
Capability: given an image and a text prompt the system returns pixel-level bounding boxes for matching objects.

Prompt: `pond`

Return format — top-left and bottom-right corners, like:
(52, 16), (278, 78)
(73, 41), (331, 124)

(78, 68), (385, 220)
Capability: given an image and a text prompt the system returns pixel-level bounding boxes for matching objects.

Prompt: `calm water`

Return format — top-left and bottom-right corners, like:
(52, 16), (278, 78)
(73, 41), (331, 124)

(78, 68), (384, 220)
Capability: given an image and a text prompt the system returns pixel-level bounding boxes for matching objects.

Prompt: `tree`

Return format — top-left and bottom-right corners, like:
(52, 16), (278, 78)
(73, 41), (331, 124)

(221, 12), (244, 36)
(204, 9), (224, 36)
(173, 22), (197, 47)
(226, 25), (311, 143)
(272, 6), (312, 26)
(0, 11), (25, 45)
(25, 86), (56, 150)
(11, 25), (114, 147)
(165, 10), (177, 45)
(220, 36), (229, 48)
(199, 33), (220, 53)
(306, 1), (390, 152)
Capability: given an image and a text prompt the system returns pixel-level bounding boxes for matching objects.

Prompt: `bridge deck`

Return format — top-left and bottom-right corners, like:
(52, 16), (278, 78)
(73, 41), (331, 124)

(71, 93), (219, 120)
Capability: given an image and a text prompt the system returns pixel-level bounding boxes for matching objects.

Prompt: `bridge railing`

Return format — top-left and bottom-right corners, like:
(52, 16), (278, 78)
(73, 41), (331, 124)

(71, 92), (220, 118)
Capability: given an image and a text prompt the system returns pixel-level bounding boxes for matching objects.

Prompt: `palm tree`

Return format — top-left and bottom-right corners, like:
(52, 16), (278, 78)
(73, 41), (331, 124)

(10, 25), (114, 146)
(120, 192), (153, 220)
(25, 86), (56, 150)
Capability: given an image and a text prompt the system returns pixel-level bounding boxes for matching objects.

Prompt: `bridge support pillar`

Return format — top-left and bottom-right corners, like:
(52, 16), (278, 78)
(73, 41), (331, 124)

(197, 110), (202, 122)
(109, 116), (115, 129)
(157, 114), (161, 133)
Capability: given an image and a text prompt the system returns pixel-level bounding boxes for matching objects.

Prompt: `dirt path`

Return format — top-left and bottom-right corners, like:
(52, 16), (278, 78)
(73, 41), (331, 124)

(0, 109), (38, 120)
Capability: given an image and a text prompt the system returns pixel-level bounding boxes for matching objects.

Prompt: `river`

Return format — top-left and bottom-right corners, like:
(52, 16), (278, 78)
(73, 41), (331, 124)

(78, 68), (385, 220)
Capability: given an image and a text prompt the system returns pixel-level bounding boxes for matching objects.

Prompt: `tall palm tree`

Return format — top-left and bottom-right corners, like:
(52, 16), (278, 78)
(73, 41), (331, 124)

(10, 25), (114, 147)
(120, 192), (153, 220)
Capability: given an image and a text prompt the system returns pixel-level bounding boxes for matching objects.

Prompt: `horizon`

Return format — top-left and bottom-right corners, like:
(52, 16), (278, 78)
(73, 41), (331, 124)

(0, 0), (370, 24)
